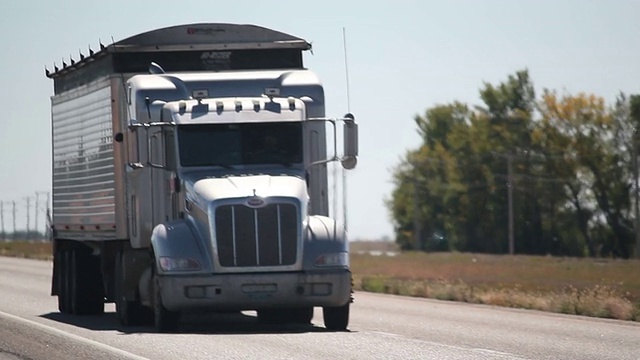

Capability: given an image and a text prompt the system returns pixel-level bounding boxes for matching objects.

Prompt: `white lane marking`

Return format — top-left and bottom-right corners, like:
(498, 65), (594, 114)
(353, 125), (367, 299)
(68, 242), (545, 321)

(0, 310), (150, 360)
(369, 331), (529, 359)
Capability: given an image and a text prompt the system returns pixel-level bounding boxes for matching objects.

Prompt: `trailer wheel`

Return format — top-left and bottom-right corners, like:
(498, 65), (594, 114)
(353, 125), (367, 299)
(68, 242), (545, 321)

(323, 303), (349, 331)
(153, 275), (179, 332)
(115, 252), (148, 326)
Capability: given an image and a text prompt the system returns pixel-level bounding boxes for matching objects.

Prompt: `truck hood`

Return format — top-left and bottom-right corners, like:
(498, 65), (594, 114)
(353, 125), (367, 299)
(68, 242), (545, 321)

(189, 174), (308, 204)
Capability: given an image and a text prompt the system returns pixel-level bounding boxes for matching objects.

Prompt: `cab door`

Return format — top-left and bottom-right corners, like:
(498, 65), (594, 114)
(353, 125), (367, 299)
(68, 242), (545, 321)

(149, 127), (175, 226)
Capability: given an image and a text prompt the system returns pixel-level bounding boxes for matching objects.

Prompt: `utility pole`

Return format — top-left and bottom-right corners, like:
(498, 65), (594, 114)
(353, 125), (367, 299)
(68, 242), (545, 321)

(24, 196), (31, 240)
(634, 137), (640, 259)
(413, 166), (422, 251)
(507, 155), (515, 255)
(35, 192), (40, 240)
(35, 191), (49, 241)
(0, 201), (4, 242)
(12, 200), (16, 240)
(46, 192), (51, 240)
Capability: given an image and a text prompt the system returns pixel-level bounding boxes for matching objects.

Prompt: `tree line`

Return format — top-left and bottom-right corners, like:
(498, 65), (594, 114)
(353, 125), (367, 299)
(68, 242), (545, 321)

(387, 70), (640, 258)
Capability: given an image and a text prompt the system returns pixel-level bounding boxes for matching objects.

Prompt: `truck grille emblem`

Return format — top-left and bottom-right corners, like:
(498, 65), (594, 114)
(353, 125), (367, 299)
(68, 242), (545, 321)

(246, 197), (265, 208)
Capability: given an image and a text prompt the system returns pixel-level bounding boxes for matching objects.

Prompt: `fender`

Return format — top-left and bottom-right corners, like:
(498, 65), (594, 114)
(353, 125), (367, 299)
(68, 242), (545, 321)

(303, 215), (349, 270)
(150, 218), (213, 275)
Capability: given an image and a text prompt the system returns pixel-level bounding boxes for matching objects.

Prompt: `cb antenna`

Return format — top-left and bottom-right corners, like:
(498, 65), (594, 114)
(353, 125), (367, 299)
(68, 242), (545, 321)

(342, 27), (351, 234)
(343, 27), (351, 113)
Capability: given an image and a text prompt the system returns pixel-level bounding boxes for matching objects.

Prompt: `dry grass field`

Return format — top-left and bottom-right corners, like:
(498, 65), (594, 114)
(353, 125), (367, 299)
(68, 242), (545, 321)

(350, 241), (640, 321)
(2, 240), (639, 321)
(0, 241), (52, 260)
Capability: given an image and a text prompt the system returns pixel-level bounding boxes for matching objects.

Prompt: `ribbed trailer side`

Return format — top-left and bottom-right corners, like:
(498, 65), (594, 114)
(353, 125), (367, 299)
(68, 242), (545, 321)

(51, 76), (119, 240)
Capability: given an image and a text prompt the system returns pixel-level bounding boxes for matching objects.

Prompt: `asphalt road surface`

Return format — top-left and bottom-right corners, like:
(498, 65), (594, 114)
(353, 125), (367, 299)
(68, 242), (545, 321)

(1, 256), (639, 360)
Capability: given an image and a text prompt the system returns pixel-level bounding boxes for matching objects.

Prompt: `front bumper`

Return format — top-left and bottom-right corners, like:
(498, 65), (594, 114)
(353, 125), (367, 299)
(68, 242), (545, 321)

(158, 269), (352, 312)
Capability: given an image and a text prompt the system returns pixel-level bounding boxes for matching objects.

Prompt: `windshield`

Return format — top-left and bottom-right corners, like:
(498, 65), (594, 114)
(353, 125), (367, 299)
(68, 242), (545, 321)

(177, 122), (303, 167)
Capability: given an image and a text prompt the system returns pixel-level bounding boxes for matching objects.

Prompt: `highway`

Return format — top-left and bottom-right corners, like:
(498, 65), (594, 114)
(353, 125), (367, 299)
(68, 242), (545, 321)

(1, 256), (639, 360)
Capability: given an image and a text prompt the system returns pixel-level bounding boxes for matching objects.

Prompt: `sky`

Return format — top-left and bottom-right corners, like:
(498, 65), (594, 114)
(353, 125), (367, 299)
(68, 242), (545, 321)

(0, 0), (639, 240)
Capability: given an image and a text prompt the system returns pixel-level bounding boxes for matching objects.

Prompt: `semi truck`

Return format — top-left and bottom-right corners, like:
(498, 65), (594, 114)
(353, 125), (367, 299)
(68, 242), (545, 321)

(45, 23), (358, 332)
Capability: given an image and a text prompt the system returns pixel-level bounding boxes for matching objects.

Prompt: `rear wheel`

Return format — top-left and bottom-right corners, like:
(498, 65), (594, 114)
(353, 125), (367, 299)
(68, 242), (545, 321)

(70, 248), (105, 315)
(56, 249), (71, 314)
(153, 274), (179, 332)
(323, 303), (349, 331)
(57, 247), (104, 315)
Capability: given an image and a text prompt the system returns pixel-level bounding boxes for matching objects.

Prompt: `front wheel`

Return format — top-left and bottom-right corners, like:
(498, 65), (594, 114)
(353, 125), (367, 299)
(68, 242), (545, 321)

(290, 307), (314, 324)
(153, 275), (179, 333)
(115, 251), (150, 326)
(257, 307), (313, 325)
(323, 303), (349, 331)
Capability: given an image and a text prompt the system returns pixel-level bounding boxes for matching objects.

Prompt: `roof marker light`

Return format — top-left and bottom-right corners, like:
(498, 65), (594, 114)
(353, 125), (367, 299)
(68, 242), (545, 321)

(192, 89), (209, 99)
(253, 99), (261, 112)
(235, 100), (243, 112)
(287, 97), (296, 111)
(264, 87), (280, 96)
(216, 101), (224, 112)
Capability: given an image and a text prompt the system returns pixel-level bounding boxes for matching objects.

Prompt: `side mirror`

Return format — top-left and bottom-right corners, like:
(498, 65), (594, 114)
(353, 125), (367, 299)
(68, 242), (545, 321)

(341, 113), (358, 170)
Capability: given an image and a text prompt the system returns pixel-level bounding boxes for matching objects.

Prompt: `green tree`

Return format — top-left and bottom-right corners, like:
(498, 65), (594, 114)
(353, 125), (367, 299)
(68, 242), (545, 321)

(388, 103), (472, 250)
(538, 92), (634, 257)
(475, 70), (542, 254)
(389, 69), (639, 258)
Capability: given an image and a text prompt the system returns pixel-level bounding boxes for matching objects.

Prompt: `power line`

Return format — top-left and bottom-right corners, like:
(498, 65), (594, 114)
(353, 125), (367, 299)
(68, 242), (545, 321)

(0, 192), (51, 240)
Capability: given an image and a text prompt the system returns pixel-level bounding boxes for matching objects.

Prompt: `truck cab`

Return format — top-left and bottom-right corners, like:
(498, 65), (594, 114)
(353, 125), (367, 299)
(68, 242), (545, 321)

(46, 24), (358, 332)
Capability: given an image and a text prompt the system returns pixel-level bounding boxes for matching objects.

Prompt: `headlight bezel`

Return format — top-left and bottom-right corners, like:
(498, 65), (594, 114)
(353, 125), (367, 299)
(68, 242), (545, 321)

(314, 252), (349, 268)
(158, 256), (202, 271)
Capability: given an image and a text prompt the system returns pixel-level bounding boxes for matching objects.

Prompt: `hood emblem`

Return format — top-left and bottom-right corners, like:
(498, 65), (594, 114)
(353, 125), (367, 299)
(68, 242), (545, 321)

(246, 197), (265, 208)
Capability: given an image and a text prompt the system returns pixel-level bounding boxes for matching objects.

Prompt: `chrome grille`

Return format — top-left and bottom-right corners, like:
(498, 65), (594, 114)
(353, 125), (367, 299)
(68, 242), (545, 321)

(215, 203), (297, 267)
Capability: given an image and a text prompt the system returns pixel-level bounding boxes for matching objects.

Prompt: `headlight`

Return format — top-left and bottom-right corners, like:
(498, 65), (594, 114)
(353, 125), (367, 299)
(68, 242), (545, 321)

(314, 252), (349, 267)
(159, 256), (201, 271)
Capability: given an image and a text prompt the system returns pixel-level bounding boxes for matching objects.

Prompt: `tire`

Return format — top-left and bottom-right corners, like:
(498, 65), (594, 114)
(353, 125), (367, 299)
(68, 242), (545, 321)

(290, 307), (314, 325)
(257, 309), (281, 324)
(257, 307), (313, 325)
(153, 275), (179, 333)
(323, 303), (349, 331)
(57, 249), (72, 314)
(69, 248), (105, 315)
(115, 251), (148, 326)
